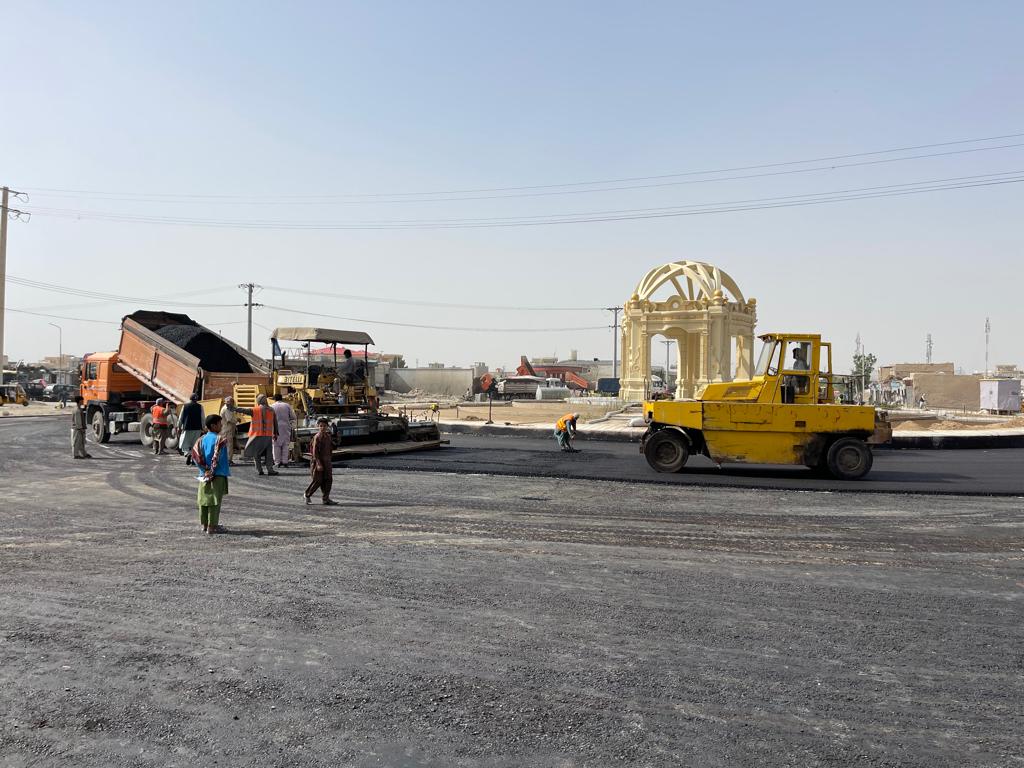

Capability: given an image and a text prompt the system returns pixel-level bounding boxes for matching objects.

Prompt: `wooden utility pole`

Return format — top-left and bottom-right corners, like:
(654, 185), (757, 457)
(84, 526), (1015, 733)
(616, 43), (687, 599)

(0, 187), (29, 377)
(606, 306), (621, 381)
(0, 187), (8, 376)
(238, 283), (262, 351)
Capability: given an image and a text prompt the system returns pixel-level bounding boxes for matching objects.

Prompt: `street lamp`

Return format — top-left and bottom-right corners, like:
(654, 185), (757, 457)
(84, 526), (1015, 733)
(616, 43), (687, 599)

(48, 322), (62, 386)
(660, 339), (674, 393)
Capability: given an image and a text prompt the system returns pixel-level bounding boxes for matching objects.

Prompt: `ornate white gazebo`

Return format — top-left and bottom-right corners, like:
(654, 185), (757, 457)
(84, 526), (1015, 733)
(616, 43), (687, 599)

(619, 261), (757, 401)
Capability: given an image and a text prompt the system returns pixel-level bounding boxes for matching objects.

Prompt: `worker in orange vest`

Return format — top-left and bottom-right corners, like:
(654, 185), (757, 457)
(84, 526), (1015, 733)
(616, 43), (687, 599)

(231, 393), (279, 475)
(151, 398), (170, 456)
(554, 412), (581, 453)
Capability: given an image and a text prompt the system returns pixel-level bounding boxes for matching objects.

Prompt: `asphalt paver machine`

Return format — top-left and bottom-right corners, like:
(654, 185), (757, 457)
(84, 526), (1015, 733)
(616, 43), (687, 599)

(231, 327), (442, 460)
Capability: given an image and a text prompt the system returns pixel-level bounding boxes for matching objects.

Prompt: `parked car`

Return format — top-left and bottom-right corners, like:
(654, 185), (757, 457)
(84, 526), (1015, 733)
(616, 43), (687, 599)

(42, 383), (76, 402)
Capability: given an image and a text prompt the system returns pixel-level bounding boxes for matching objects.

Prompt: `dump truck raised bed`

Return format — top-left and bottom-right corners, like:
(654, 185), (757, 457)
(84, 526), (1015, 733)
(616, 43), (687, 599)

(641, 333), (891, 480)
(80, 310), (270, 445)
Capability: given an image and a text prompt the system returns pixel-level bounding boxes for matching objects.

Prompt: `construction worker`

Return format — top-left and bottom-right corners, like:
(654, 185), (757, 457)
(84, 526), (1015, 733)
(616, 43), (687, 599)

(151, 398), (170, 455)
(304, 417), (337, 505)
(71, 395), (92, 459)
(339, 348), (364, 384)
(177, 393), (205, 466)
(554, 412), (581, 453)
(271, 392), (297, 468)
(233, 394), (278, 475)
(192, 413), (231, 534)
(219, 396), (239, 465)
(792, 347), (810, 371)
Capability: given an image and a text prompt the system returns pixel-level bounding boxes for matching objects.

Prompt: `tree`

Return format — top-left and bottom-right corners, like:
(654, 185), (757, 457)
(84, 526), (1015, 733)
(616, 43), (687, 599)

(851, 351), (877, 383)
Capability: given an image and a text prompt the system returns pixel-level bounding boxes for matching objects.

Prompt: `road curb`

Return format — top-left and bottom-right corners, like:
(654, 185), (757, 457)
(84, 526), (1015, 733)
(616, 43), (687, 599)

(0, 412), (67, 420)
(889, 432), (1024, 450)
(439, 423), (637, 443)
(439, 422), (1024, 449)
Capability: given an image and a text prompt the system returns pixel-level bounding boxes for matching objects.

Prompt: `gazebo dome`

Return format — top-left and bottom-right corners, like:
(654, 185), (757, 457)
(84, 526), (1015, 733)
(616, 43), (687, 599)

(633, 260), (746, 304)
(619, 261), (757, 401)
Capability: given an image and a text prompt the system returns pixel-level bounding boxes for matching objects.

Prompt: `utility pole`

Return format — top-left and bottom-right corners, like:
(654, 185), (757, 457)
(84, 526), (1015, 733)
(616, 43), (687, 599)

(605, 307), (621, 381)
(238, 283), (262, 352)
(0, 187), (29, 379)
(660, 339), (673, 387)
(48, 323), (62, 385)
(985, 317), (991, 376)
(0, 188), (9, 377)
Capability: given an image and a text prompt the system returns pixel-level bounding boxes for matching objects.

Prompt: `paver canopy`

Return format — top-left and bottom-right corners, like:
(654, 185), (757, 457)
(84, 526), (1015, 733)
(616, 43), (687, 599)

(620, 261), (757, 401)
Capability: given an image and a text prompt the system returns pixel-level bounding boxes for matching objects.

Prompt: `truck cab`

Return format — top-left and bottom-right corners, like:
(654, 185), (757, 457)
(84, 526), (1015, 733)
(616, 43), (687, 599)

(79, 351), (158, 442)
(642, 333), (890, 479)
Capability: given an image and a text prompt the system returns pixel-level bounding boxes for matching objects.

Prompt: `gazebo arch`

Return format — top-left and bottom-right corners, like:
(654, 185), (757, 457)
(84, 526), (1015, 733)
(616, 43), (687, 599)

(620, 261), (757, 401)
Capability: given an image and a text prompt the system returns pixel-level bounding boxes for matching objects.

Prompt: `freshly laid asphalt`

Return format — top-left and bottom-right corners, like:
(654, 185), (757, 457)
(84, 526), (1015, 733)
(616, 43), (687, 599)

(356, 434), (1024, 496)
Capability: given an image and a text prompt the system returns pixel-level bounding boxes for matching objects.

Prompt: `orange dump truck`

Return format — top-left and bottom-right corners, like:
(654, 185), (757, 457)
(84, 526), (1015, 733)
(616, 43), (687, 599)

(80, 310), (270, 446)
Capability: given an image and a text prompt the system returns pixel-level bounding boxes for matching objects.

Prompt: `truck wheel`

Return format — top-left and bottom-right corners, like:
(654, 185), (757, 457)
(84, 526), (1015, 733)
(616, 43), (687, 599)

(139, 413), (155, 447)
(644, 430), (689, 473)
(826, 438), (873, 480)
(91, 410), (110, 443)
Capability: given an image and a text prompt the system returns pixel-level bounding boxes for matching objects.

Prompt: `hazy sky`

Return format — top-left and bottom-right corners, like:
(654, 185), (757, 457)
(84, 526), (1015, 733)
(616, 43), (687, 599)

(3, 1), (1022, 374)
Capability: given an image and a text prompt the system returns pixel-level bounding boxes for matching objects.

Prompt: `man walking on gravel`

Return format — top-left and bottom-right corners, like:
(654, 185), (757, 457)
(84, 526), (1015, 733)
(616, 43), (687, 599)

(71, 395), (92, 459)
(232, 394), (278, 475)
(192, 413), (231, 534)
(303, 418), (337, 505)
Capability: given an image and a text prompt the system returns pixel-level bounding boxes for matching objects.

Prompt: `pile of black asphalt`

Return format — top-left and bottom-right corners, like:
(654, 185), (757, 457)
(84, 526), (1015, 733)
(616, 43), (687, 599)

(155, 323), (253, 373)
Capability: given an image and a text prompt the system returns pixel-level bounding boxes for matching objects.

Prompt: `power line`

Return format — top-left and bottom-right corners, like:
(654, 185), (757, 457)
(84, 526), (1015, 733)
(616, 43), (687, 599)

(22, 171), (1024, 231)
(260, 304), (609, 333)
(5, 307), (119, 324)
(17, 285), (236, 312)
(18, 130), (1024, 201)
(18, 141), (1024, 206)
(260, 285), (603, 312)
(6, 275), (241, 307)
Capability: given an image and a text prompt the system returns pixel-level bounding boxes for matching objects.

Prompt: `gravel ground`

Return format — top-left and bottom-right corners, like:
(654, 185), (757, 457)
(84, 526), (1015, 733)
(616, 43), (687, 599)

(1, 418), (1021, 767)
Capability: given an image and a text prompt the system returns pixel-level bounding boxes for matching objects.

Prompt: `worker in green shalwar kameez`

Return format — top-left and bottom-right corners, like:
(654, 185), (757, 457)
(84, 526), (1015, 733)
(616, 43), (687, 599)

(191, 413), (232, 534)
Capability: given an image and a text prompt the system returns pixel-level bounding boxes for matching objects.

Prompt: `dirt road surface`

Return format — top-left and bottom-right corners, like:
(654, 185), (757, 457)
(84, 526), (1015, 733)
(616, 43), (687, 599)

(1, 418), (1021, 767)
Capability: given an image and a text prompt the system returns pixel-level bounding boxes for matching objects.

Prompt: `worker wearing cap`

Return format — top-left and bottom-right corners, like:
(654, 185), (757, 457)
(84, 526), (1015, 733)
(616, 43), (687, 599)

(554, 412), (581, 453)
(232, 393), (279, 475)
(151, 398), (170, 456)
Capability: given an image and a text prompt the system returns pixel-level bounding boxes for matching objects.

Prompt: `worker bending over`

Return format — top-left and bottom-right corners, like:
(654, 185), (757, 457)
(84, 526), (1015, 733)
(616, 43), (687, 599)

(554, 412), (581, 453)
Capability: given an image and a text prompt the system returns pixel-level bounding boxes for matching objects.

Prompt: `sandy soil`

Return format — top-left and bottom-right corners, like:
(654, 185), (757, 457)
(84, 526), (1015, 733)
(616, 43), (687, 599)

(435, 401), (621, 426)
(893, 414), (1024, 431)
(0, 401), (68, 419)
